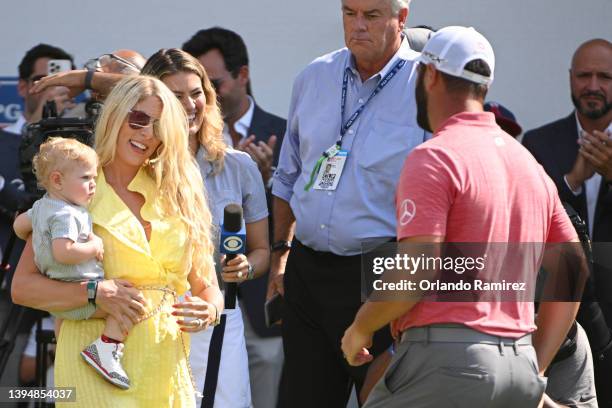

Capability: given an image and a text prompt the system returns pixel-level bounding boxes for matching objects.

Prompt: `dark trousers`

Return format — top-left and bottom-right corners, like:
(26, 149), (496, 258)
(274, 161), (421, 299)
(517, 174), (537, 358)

(278, 241), (393, 408)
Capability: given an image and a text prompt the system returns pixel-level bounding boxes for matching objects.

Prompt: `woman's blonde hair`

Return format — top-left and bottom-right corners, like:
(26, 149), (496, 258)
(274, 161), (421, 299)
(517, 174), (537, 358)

(95, 75), (215, 284)
(141, 48), (226, 173)
(32, 136), (98, 190)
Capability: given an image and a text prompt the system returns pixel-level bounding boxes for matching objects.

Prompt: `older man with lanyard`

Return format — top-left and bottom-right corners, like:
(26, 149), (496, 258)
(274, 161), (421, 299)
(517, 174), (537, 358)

(269, 0), (426, 406)
(342, 26), (583, 407)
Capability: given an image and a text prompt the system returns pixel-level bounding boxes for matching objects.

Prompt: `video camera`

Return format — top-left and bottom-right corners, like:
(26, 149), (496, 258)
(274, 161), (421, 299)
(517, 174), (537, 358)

(19, 99), (101, 195)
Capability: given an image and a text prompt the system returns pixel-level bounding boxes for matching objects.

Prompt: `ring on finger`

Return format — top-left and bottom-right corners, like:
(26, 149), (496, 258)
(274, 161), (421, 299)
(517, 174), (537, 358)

(237, 271), (243, 279)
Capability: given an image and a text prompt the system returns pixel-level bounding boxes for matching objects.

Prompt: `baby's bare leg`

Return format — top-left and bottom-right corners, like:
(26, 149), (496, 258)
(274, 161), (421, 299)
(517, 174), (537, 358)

(103, 315), (133, 342)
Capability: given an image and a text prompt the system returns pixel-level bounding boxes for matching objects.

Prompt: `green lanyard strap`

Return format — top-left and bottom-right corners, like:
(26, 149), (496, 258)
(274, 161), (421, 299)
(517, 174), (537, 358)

(304, 143), (340, 191)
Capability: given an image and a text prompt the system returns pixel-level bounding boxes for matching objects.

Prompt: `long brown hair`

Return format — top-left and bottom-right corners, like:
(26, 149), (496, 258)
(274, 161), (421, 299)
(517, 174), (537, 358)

(141, 48), (226, 173)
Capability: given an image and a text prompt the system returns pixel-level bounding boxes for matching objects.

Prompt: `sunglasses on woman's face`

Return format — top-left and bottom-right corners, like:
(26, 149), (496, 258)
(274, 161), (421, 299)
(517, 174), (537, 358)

(127, 110), (158, 130)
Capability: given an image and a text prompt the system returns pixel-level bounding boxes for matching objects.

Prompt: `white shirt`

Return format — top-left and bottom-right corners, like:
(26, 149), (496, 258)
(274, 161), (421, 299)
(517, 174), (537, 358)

(565, 113), (612, 236)
(4, 114), (26, 135)
(222, 96), (255, 147)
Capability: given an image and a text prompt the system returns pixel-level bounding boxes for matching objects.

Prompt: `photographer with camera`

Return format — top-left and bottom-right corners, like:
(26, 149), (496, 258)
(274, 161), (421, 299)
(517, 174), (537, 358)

(5, 44), (75, 136)
(28, 50), (143, 102)
(0, 45), (73, 283)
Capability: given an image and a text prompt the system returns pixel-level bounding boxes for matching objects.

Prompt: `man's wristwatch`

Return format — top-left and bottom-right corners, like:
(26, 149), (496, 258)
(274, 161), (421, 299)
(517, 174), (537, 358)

(271, 240), (292, 252)
(86, 280), (98, 306)
(84, 68), (95, 90)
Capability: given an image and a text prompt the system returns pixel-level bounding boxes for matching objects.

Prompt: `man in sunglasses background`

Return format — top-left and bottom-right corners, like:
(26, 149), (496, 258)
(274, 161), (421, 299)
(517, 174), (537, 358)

(6, 43), (75, 136)
(84, 50), (145, 102)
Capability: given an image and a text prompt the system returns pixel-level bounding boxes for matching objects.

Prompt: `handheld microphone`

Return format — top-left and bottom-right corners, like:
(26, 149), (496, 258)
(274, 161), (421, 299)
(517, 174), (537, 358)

(220, 204), (246, 309)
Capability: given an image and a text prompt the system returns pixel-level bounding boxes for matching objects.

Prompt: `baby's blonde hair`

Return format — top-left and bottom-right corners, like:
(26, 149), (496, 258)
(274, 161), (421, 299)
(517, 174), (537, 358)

(32, 137), (98, 190)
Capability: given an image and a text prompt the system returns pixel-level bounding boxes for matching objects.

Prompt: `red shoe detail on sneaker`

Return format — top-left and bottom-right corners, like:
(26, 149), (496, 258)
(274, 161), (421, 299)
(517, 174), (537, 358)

(101, 335), (122, 344)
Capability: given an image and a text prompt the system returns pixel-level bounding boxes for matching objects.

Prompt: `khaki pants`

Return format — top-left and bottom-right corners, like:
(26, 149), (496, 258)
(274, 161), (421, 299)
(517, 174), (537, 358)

(365, 325), (547, 408)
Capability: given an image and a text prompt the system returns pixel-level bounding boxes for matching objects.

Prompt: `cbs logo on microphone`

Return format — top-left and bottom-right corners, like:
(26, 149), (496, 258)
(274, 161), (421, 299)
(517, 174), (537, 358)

(223, 236), (244, 253)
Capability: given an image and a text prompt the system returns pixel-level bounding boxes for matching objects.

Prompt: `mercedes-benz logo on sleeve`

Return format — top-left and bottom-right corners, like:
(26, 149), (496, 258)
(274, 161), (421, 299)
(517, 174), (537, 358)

(399, 199), (416, 226)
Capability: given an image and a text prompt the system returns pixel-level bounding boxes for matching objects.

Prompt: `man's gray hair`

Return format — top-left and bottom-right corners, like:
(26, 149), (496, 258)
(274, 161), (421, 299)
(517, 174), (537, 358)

(390, 0), (411, 15)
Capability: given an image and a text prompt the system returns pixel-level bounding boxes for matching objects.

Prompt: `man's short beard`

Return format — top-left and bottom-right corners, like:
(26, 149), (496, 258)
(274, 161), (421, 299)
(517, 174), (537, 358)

(415, 72), (433, 133)
(572, 93), (611, 120)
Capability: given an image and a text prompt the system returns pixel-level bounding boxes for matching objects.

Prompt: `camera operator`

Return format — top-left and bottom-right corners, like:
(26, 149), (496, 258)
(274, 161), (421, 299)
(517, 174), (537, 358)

(18, 49), (145, 192)
(28, 49), (144, 102)
(0, 127), (34, 287)
(5, 44), (75, 136)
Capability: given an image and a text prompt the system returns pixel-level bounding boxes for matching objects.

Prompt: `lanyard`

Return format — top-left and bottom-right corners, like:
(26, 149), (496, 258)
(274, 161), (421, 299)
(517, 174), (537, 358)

(339, 58), (406, 142)
(304, 58), (406, 191)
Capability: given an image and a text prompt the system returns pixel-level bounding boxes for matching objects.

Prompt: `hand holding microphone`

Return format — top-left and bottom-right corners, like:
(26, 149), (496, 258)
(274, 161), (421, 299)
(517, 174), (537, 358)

(219, 204), (246, 309)
(221, 254), (252, 283)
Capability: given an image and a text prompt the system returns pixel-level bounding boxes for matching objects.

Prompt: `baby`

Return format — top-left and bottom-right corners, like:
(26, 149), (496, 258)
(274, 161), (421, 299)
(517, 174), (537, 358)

(14, 137), (131, 390)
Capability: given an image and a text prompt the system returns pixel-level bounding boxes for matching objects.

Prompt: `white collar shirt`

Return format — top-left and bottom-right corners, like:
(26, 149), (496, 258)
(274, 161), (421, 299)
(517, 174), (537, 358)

(222, 96), (255, 148)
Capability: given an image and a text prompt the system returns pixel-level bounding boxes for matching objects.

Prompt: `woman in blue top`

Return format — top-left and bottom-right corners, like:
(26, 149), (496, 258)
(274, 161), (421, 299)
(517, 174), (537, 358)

(141, 48), (270, 407)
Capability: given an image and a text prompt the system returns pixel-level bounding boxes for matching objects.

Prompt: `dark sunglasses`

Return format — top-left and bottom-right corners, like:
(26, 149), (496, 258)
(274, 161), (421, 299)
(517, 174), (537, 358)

(127, 110), (158, 130)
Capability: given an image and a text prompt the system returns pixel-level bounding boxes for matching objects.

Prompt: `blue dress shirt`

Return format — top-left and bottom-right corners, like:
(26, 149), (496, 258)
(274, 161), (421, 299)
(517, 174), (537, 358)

(273, 38), (427, 255)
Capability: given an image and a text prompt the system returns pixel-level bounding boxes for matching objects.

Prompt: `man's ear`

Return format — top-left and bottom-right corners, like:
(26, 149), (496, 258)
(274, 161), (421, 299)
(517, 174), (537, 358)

(398, 8), (408, 31)
(424, 64), (439, 92)
(17, 79), (28, 99)
(237, 65), (250, 88)
(49, 171), (63, 190)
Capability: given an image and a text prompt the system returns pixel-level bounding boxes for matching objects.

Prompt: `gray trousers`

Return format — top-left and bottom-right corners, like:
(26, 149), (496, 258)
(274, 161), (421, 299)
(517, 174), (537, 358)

(364, 325), (547, 408)
(546, 322), (598, 407)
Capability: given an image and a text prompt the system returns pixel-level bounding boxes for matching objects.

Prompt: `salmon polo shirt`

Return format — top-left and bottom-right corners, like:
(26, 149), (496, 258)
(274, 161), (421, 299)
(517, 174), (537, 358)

(392, 111), (577, 338)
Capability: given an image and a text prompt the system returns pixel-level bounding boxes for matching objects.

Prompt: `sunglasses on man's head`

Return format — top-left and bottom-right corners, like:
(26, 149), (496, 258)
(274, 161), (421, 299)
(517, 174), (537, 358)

(85, 54), (141, 75)
(127, 110), (158, 130)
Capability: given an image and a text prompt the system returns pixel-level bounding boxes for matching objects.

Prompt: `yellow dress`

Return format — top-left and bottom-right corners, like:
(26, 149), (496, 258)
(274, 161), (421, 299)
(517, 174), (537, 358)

(55, 169), (197, 407)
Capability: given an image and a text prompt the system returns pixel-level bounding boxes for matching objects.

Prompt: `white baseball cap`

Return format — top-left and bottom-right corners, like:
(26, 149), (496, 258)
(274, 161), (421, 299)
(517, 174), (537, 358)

(417, 26), (495, 86)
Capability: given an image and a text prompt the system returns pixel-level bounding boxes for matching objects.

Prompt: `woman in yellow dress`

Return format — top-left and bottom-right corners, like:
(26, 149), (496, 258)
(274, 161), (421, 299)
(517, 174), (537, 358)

(12, 75), (224, 407)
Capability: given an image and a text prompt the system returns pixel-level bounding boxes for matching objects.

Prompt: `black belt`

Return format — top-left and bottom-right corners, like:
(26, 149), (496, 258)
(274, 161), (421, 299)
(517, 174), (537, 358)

(293, 237), (396, 259)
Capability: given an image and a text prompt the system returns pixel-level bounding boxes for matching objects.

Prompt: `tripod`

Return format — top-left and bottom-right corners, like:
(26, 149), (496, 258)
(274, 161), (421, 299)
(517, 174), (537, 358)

(0, 219), (54, 407)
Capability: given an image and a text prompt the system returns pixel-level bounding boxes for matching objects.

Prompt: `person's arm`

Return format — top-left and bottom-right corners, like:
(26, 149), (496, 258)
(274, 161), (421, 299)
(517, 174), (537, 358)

(51, 233), (104, 264)
(176, 267), (224, 332)
(265, 73), (304, 299)
(534, 194), (586, 374)
(533, 302), (580, 375)
(12, 238), (146, 332)
(12, 238), (89, 310)
(341, 235), (443, 366)
(267, 197), (296, 299)
(222, 218), (270, 282)
(13, 213), (32, 240)
(29, 70), (126, 99)
(564, 153), (595, 193)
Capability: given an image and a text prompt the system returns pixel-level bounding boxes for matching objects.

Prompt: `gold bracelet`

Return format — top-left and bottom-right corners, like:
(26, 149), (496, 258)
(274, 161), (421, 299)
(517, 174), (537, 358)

(210, 302), (221, 326)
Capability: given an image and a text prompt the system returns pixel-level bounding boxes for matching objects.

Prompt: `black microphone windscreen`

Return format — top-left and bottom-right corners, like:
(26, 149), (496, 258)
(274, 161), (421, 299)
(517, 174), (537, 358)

(223, 204), (243, 232)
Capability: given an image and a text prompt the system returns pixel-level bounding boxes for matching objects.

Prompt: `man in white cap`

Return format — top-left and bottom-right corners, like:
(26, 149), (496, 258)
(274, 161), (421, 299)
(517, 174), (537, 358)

(342, 26), (583, 407)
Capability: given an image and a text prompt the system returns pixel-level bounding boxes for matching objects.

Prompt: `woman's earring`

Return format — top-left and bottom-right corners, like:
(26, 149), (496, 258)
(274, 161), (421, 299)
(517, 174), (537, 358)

(148, 145), (163, 165)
